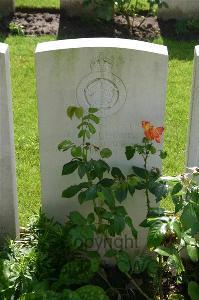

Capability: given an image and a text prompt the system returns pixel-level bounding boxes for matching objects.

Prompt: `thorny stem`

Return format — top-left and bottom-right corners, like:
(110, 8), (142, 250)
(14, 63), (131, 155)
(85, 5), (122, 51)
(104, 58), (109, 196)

(143, 141), (151, 213)
(125, 272), (152, 300)
(158, 255), (164, 300)
(105, 237), (152, 300)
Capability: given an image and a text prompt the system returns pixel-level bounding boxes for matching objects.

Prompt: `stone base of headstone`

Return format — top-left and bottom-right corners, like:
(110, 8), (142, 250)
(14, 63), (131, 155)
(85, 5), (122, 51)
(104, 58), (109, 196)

(158, 0), (199, 20)
(0, 0), (15, 17)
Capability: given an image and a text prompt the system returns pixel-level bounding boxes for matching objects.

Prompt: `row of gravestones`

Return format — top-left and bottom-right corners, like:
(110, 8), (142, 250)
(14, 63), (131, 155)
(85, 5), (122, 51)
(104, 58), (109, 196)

(0, 38), (198, 252)
(1, 0), (199, 19)
(61, 0), (199, 19)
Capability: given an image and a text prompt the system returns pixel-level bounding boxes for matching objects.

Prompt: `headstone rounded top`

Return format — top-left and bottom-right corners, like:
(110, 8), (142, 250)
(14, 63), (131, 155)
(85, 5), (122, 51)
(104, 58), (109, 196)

(36, 38), (168, 56)
(0, 43), (8, 54)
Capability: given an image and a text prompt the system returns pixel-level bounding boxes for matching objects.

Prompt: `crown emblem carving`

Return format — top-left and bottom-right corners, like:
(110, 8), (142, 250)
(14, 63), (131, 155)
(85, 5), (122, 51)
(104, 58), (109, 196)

(90, 55), (113, 72)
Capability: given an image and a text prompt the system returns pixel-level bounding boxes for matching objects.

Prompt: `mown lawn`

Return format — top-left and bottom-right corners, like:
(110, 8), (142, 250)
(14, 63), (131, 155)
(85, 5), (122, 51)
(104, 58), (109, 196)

(1, 34), (197, 225)
(16, 0), (60, 9)
(15, 0), (148, 10)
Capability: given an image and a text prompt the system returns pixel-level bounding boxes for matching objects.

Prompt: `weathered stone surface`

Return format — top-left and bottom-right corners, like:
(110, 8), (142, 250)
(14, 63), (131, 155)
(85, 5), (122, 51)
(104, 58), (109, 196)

(36, 38), (168, 252)
(60, 0), (92, 17)
(0, 0), (15, 17)
(187, 46), (199, 168)
(159, 0), (199, 20)
(0, 43), (19, 244)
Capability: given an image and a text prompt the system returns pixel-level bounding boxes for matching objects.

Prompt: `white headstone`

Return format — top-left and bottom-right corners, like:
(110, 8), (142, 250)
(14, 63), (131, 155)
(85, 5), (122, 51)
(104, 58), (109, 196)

(187, 46), (199, 168)
(36, 38), (168, 251)
(0, 43), (19, 244)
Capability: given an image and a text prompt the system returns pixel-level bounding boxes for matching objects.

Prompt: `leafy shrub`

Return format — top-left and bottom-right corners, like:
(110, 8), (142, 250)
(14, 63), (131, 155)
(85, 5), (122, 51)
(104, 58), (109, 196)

(76, 285), (109, 300)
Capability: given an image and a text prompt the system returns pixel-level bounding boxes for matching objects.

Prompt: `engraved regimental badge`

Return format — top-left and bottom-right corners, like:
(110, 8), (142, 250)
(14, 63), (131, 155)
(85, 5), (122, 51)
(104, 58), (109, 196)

(77, 55), (127, 117)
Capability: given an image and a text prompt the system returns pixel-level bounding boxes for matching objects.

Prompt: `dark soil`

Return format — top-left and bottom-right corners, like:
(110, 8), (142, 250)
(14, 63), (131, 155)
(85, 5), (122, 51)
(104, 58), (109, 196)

(1, 9), (199, 41)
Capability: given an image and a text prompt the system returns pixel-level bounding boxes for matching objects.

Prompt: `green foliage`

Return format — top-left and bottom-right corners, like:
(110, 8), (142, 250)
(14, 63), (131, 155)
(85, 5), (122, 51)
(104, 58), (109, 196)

(57, 256), (100, 287)
(76, 285), (109, 300)
(9, 23), (25, 36)
(188, 281), (199, 300)
(175, 19), (199, 36)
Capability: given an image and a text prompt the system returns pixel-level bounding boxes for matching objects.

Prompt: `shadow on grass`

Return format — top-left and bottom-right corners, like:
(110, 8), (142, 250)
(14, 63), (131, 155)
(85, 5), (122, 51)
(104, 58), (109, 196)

(162, 38), (197, 61)
(0, 16), (11, 42)
(16, 7), (60, 14)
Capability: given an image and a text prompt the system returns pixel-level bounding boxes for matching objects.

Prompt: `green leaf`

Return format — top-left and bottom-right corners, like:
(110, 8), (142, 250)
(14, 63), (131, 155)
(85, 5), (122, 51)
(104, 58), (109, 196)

(88, 123), (96, 134)
(113, 215), (125, 235)
(75, 107), (84, 119)
(100, 187), (115, 209)
(171, 182), (183, 195)
(100, 148), (112, 158)
(67, 106), (76, 119)
(78, 162), (87, 179)
(125, 146), (135, 160)
(125, 216), (137, 239)
(149, 181), (168, 202)
(78, 129), (85, 138)
(71, 146), (82, 158)
(111, 167), (125, 180)
(147, 222), (167, 249)
(148, 145), (156, 154)
(89, 114), (100, 124)
(105, 249), (117, 257)
(172, 195), (184, 213)
(85, 130), (90, 139)
(187, 245), (198, 263)
(154, 246), (174, 257)
(116, 251), (131, 273)
(98, 178), (114, 187)
(167, 253), (185, 274)
(160, 150), (167, 159)
(133, 166), (149, 179)
(87, 213), (95, 224)
(114, 182), (128, 203)
(188, 281), (199, 300)
(78, 191), (87, 204)
(85, 185), (97, 201)
(114, 206), (127, 217)
(88, 107), (99, 113)
(62, 160), (79, 175)
(181, 203), (199, 234)
(69, 211), (87, 225)
(147, 207), (165, 217)
(62, 182), (89, 198)
(58, 139), (74, 152)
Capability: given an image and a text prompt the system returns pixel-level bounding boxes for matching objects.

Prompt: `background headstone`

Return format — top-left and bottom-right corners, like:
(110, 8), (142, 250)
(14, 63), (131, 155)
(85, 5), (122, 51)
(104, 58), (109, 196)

(158, 0), (199, 20)
(187, 46), (199, 168)
(0, 0), (15, 17)
(36, 38), (168, 251)
(0, 43), (19, 244)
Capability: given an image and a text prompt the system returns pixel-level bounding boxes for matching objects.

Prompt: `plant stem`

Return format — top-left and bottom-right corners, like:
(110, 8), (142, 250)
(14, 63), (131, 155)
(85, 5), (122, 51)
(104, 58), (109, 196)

(125, 272), (152, 300)
(158, 255), (164, 300)
(143, 142), (151, 213)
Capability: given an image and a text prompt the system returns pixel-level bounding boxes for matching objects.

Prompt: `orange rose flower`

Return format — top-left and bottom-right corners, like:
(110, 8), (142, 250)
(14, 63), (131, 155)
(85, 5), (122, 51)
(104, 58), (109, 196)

(141, 121), (164, 143)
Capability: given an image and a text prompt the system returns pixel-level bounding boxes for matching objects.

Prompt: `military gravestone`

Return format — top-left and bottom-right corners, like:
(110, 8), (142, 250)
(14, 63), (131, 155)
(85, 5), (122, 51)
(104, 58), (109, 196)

(0, 43), (19, 244)
(187, 46), (199, 167)
(36, 38), (168, 251)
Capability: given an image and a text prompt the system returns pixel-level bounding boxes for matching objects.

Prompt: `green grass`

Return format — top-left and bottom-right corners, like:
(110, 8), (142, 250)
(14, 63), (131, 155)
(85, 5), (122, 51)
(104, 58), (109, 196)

(16, 0), (60, 9)
(2, 35), (197, 225)
(5, 36), (56, 225)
